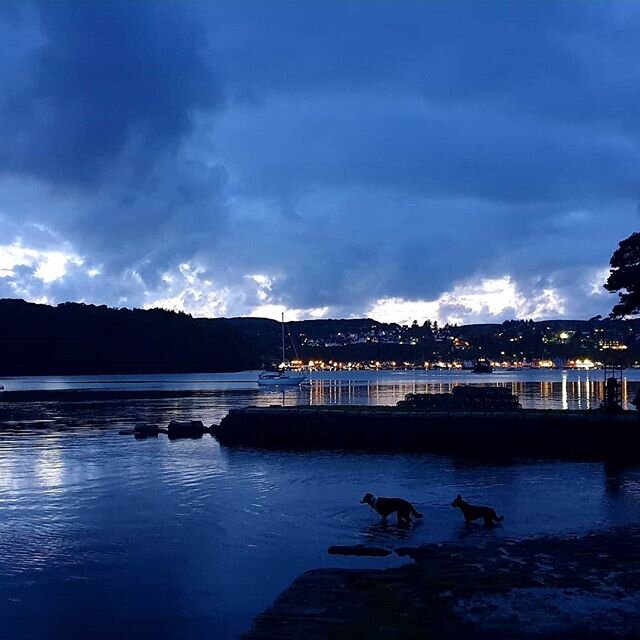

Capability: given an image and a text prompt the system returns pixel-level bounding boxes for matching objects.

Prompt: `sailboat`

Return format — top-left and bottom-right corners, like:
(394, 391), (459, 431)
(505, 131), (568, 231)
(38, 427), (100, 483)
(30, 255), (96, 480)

(257, 313), (307, 386)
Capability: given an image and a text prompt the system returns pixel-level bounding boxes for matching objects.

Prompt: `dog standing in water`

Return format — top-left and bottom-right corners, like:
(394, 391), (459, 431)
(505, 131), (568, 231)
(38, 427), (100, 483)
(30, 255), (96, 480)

(360, 493), (423, 527)
(452, 494), (504, 526)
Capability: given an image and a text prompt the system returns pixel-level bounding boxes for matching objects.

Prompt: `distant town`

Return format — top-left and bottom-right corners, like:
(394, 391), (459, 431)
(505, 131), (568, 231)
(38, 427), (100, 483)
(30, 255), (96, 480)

(284, 316), (640, 371)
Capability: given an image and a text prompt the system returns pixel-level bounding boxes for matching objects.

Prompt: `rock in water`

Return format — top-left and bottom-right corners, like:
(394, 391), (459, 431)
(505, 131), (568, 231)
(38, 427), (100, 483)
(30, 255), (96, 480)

(167, 420), (206, 439)
(327, 545), (392, 557)
(134, 424), (159, 437)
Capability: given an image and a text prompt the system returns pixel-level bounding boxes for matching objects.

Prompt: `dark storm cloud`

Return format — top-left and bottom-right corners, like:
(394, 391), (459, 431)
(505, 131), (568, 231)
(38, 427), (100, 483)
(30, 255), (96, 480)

(215, 96), (640, 205)
(0, 1), (638, 320)
(0, 0), (228, 302)
(210, 2), (566, 95)
(203, 1), (640, 314)
(211, 1), (640, 134)
(1, 0), (218, 185)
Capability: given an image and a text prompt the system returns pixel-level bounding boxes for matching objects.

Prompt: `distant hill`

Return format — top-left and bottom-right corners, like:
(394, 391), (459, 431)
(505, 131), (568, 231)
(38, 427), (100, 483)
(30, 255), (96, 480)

(0, 299), (638, 375)
(0, 299), (273, 376)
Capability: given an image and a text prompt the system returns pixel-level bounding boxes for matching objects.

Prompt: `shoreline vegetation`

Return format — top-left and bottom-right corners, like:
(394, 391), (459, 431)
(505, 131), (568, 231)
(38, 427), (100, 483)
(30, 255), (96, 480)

(1, 298), (640, 377)
(244, 526), (640, 639)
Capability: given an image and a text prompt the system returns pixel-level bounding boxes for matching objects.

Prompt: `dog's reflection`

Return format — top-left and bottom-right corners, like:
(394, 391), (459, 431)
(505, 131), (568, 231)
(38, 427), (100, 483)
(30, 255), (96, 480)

(456, 520), (502, 540)
(362, 518), (422, 542)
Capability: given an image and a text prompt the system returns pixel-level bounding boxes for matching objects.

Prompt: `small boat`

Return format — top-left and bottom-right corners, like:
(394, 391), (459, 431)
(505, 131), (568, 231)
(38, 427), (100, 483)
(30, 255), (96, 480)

(258, 313), (307, 387)
(472, 358), (493, 374)
(257, 370), (307, 386)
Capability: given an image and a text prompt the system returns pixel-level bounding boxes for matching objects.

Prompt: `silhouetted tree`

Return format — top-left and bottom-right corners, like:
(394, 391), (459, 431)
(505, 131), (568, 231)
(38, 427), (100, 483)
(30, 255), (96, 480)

(605, 231), (640, 317)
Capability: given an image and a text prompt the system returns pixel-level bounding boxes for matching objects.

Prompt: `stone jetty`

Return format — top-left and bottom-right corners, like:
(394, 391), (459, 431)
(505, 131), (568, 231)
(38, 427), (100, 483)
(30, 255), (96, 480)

(244, 527), (640, 639)
(213, 405), (640, 461)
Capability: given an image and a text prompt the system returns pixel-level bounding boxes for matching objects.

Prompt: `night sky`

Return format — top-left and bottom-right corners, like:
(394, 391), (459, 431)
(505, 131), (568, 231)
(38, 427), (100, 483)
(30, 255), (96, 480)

(0, 1), (638, 324)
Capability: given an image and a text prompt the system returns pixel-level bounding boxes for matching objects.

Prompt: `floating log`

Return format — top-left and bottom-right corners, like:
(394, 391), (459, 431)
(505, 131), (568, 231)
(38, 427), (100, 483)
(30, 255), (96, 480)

(213, 405), (640, 461)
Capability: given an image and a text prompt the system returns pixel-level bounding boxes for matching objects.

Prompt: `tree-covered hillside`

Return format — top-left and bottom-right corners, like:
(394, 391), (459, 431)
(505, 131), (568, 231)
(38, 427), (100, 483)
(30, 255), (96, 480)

(0, 299), (272, 375)
(1, 299), (639, 375)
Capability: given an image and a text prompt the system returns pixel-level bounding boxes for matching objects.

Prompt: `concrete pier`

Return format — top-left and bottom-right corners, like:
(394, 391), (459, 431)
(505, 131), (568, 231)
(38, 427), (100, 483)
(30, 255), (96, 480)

(243, 527), (640, 639)
(213, 405), (640, 461)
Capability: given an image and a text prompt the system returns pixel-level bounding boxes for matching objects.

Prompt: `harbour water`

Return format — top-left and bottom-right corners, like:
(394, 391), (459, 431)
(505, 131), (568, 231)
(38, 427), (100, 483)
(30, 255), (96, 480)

(1, 370), (639, 639)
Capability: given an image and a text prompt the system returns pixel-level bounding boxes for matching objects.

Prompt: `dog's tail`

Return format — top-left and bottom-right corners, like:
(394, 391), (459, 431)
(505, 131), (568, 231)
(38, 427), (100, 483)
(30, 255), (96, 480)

(412, 508), (423, 518)
(494, 515), (504, 522)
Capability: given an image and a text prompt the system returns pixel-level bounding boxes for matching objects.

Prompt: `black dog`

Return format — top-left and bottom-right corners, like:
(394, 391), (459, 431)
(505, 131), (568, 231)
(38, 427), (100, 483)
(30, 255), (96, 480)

(361, 492), (423, 527)
(452, 494), (504, 526)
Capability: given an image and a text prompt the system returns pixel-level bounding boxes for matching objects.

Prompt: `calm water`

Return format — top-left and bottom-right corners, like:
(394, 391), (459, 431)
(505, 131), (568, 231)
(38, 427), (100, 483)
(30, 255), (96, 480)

(1, 370), (640, 639)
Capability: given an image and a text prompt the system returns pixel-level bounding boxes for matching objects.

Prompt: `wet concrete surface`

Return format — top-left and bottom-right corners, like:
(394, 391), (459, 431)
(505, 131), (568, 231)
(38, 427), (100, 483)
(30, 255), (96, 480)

(245, 526), (640, 639)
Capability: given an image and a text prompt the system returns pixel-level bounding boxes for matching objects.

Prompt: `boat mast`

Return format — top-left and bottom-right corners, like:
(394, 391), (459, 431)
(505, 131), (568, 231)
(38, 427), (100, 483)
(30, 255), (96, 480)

(281, 312), (285, 367)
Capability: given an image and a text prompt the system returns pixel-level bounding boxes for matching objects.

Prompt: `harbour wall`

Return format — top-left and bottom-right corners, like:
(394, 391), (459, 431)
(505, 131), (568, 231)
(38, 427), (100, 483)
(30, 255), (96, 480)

(214, 406), (640, 461)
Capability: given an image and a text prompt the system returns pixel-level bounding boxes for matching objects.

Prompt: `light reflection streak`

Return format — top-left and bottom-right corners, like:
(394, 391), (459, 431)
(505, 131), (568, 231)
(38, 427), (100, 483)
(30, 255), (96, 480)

(577, 375), (582, 410)
(303, 374), (640, 412)
(35, 445), (65, 494)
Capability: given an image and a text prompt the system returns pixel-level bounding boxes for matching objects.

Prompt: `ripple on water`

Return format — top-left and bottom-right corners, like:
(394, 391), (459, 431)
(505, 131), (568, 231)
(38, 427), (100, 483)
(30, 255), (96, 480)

(1, 377), (640, 639)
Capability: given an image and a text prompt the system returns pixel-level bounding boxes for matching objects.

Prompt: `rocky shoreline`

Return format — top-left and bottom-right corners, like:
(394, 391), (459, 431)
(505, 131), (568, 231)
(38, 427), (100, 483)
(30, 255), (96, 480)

(244, 527), (640, 639)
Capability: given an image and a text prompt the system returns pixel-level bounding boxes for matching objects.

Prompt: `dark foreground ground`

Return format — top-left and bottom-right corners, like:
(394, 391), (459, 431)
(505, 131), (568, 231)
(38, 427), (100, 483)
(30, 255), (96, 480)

(245, 527), (640, 639)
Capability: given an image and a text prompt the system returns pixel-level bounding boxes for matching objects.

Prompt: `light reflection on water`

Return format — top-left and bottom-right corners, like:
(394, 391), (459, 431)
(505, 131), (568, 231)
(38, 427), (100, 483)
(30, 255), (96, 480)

(0, 370), (639, 639)
(304, 369), (640, 410)
(2, 368), (640, 408)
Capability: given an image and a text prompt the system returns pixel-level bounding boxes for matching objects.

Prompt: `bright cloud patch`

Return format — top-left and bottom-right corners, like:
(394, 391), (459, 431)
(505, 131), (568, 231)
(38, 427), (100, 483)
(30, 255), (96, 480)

(0, 242), (83, 283)
(248, 304), (331, 322)
(245, 273), (275, 302)
(588, 267), (610, 297)
(0, 240), (612, 326)
(367, 276), (567, 326)
(144, 263), (234, 317)
(145, 265), (331, 321)
(145, 271), (570, 325)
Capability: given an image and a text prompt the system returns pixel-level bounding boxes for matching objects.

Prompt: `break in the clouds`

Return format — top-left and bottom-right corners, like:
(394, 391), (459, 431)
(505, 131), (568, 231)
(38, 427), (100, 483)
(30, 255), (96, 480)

(0, 1), (638, 324)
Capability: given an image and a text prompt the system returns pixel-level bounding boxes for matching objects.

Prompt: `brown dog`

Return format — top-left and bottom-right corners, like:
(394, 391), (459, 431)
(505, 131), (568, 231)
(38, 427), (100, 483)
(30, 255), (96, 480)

(361, 492), (423, 527)
(452, 494), (504, 526)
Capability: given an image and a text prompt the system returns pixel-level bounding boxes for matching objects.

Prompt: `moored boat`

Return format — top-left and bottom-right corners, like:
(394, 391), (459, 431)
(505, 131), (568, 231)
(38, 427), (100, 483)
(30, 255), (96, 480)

(258, 313), (307, 387)
(257, 371), (307, 386)
(472, 358), (493, 373)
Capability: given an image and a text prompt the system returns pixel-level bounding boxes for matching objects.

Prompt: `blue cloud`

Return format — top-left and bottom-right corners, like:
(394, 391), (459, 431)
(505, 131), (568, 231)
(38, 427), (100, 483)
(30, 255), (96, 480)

(1, 0), (218, 185)
(0, 1), (638, 322)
